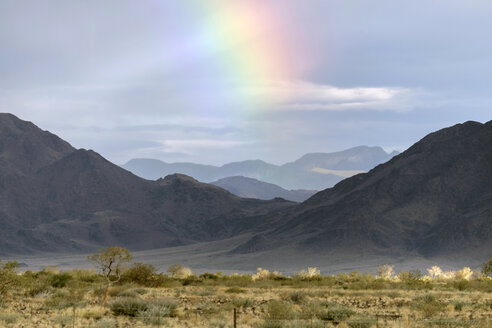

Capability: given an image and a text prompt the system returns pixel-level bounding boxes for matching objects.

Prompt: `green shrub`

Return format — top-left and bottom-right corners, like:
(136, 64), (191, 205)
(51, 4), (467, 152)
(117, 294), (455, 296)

(146, 273), (179, 288)
(223, 274), (253, 287)
(132, 287), (148, 295)
(193, 288), (216, 296)
(82, 309), (105, 320)
(232, 297), (255, 308)
(108, 285), (141, 297)
(71, 269), (101, 283)
(256, 321), (284, 328)
(482, 257), (492, 277)
(182, 275), (201, 286)
(50, 272), (73, 288)
(26, 281), (52, 297)
(425, 317), (472, 327)
(44, 289), (85, 309)
(397, 270), (431, 289)
(0, 313), (20, 324)
(110, 297), (178, 318)
(120, 262), (157, 286)
(454, 302), (465, 311)
(413, 294), (445, 318)
(199, 272), (221, 280)
(298, 301), (324, 319)
(53, 315), (72, 326)
(210, 319), (227, 328)
(319, 305), (355, 323)
(89, 319), (118, 328)
(109, 297), (148, 316)
(266, 300), (295, 320)
(0, 261), (21, 295)
(346, 315), (376, 328)
(284, 291), (306, 304)
(450, 279), (470, 291)
(225, 286), (246, 293)
(140, 299), (178, 322)
(115, 289), (140, 298)
(285, 320), (326, 328)
(45, 290), (72, 309)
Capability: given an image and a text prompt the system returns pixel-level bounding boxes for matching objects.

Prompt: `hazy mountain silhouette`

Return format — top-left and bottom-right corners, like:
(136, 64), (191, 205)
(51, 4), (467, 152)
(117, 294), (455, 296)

(234, 121), (492, 258)
(0, 114), (293, 254)
(211, 176), (317, 202)
(123, 146), (397, 190)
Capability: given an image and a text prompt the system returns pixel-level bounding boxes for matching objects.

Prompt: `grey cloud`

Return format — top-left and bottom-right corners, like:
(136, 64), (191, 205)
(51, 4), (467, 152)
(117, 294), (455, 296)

(0, 1), (491, 165)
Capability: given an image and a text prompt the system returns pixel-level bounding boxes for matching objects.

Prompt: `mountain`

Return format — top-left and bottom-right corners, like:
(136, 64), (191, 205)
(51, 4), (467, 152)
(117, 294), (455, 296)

(234, 120), (492, 258)
(3, 113), (490, 265)
(211, 176), (317, 202)
(122, 146), (397, 190)
(0, 113), (293, 255)
(0, 113), (75, 175)
(282, 146), (393, 171)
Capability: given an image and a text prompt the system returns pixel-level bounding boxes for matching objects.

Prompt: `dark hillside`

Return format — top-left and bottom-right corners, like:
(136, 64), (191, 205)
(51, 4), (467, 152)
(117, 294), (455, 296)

(0, 114), (293, 254)
(235, 121), (492, 258)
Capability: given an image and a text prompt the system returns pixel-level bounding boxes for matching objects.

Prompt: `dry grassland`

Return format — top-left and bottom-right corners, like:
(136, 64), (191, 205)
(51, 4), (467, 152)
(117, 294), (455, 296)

(0, 263), (490, 327)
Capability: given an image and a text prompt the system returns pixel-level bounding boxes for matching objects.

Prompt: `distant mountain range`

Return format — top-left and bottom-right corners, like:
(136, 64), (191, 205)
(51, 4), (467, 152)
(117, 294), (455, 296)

(0, 113), (490, 264)
(0, 113), (292, 254)
(122, 147), (398, 190)
(211, 176), (317, 202)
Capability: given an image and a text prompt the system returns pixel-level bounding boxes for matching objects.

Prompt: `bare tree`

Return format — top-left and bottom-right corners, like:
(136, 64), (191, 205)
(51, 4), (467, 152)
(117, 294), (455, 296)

(87, 246), (133, 306)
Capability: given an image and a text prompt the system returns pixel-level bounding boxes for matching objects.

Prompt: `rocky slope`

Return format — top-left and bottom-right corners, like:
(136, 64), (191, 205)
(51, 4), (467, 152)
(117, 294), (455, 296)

(0, 114), (293, 254)
(235, 121), (492, 258)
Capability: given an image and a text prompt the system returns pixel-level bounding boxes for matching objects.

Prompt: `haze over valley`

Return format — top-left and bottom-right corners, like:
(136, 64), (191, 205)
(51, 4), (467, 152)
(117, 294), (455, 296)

(122, 146), (397, 192)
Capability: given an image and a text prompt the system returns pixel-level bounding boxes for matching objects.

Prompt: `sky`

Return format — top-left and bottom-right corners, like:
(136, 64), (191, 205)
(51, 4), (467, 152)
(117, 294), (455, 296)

(1, 0), (491, 165)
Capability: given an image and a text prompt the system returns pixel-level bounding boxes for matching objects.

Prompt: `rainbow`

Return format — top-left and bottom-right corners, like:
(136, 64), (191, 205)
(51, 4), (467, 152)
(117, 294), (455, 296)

(196, 1), (286, 81)
(151, 1), (305, 112)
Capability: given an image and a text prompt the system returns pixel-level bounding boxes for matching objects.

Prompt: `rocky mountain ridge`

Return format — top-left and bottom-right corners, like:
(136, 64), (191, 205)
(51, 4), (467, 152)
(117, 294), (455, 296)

(0, 113), (293, 254)
(234, 120), (492, 258)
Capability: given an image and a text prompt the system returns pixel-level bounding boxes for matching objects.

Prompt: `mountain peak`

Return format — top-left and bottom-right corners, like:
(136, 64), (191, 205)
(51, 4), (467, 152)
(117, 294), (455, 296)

(160, 173), (199, 183)
(0, 113), (75, 174)
(0, 114), (292, 254)
(237, 119), (492, 258)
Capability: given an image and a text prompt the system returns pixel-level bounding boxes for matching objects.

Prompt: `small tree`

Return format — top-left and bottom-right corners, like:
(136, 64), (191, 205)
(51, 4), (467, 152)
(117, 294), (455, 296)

(0, 260), (20, 296)
(482, 257), (492, 278)
(87, 247), (133, 306)
(121, 262), (157, 286)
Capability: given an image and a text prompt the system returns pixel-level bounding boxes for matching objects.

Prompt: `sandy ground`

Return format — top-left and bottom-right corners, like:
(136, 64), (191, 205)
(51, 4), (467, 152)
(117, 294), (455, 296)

(5, 234), (487, 275)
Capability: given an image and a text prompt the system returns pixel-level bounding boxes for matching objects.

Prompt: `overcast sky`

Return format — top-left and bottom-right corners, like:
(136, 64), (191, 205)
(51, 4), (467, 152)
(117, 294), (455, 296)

(1, 0), (491, 165)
